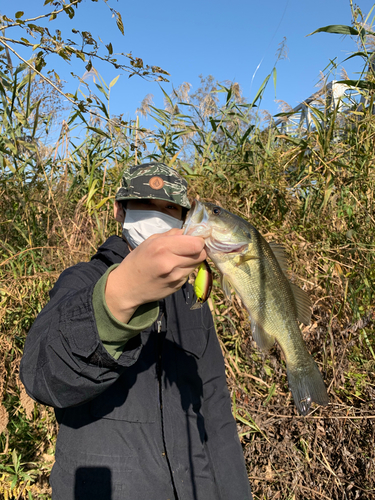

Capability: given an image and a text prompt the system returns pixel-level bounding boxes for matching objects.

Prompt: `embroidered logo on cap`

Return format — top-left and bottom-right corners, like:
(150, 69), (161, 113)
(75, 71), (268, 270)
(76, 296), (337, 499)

(149, 176), (164, 190)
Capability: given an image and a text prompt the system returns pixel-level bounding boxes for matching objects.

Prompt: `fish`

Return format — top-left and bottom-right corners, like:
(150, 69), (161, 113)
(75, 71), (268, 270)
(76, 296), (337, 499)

(183, 200), (329, 415)
(191, 260), (213, 310)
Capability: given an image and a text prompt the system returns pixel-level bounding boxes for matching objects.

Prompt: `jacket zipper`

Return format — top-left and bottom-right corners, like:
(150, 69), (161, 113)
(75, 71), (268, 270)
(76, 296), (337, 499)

(157, 316), (179, 500)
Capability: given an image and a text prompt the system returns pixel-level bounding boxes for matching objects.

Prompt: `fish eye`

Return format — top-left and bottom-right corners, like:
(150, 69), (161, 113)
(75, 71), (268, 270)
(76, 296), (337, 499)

(212, 207), (221, 215)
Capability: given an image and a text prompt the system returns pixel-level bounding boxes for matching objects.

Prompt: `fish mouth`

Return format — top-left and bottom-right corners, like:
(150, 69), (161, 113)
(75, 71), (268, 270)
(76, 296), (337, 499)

(183, 200), (211, 238)
(183, 199), (249, 254)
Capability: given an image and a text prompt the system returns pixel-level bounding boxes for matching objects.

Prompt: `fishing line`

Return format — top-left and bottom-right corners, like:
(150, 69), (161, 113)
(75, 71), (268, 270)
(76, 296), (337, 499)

(200, 303), (215, 332)
(184, 282), (214, 331)
(249, 0), (290, 96)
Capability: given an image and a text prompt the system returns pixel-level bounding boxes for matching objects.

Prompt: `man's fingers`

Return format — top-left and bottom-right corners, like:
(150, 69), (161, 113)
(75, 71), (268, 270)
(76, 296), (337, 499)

(153, 228), (184, 238)
(145, 228), (183, 242)
(145, 231), (206, 259)
(164, 234), (206, 257)
(163, 228), (184, 237)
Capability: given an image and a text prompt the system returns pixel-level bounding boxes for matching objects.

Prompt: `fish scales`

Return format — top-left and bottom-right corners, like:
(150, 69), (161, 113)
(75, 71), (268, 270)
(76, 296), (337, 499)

(184, 200), (329, 415)
(214, 242), (310, 365)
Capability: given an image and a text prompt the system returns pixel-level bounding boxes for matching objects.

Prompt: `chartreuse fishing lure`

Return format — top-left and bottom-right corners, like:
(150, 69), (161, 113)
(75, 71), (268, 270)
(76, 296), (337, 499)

(191, 260), (213, 310)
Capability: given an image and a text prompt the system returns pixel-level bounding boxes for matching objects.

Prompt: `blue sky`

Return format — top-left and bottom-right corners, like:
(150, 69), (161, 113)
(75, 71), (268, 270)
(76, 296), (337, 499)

(3, 0), (375, 126)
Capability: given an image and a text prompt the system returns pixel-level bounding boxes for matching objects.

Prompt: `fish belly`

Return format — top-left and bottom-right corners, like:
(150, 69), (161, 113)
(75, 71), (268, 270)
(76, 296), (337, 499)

(215, 256), (329, 415)
(216, 257), (312, 363)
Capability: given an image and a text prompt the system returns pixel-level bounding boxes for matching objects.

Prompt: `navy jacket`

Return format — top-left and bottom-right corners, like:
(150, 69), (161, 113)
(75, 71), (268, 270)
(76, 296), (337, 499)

(20, 236), (252, 500)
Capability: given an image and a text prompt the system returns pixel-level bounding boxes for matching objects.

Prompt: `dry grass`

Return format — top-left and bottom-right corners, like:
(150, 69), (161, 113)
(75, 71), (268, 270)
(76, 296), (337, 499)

(1, 21), (375, 494)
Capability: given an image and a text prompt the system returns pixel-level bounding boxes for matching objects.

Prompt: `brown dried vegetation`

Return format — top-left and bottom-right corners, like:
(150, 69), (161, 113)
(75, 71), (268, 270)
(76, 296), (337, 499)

(1, 6), (375, 497)
(189, 174), (375, 500)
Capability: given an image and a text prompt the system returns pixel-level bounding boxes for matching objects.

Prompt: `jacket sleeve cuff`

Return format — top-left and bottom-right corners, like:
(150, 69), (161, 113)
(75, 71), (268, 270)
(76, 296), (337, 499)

(92, 264), (159, 359)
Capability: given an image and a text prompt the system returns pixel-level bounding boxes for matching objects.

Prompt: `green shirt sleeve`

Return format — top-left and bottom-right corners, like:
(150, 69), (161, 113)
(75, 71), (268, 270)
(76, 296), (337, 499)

(92, 264), (159, 360)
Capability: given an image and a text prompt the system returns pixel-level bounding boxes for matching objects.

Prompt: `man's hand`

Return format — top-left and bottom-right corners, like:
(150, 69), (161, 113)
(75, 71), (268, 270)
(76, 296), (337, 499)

(105, 229), (206, 323)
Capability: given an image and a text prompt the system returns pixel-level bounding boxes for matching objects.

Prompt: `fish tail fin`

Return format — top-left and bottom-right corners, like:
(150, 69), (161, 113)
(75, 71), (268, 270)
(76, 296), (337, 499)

(287, 358), (329, 416)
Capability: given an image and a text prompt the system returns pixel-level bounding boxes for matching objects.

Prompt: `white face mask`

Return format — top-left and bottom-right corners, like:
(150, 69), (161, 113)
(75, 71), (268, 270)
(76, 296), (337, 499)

(122, 209), (183, 248)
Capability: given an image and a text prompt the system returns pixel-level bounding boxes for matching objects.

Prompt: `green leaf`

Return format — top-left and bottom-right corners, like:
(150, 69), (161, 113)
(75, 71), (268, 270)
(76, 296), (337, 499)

(35, 53), (46, 72)
(65, 93), (77, 100)
(90, 101), (108, 118)
(12, 449), (18, 469)
(159, 86), (174, 108)
(334, 79), (375, 90)
(95, 83), (108, 100)
(364, 4), (375, 25)
(115, 11), (124, 35)
(225, 86), (232, 105)
(106, 43), (113, 55)
(308, 24), (359, 36)
(263, 383), (276, 406)
(11, 474), (18, 490)
(32, 101), (41, 139)
(179, 162), (194, 175)
(87, 179), (99, 205)
(87, 126), (110, 138)
(309, 112), (322, 133)
(109, 75), (120, 88)
(209, 117), (217, 133)
(274, 111), (297, 118)
(95, 196), (111, 210)
(309, 105), (324, 121)
(15, 11), (24, 18)
(75, 51), (86, 62)
(241, 124), (254, 144)
(276, 135), (307, 146)
(63, 5), (75, 19)
(341, 51), (369, 64)
(251, 73), (270, 107)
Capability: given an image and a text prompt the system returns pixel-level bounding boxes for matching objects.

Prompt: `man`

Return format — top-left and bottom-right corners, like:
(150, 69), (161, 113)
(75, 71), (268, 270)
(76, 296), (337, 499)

(20, 162), (253, 500)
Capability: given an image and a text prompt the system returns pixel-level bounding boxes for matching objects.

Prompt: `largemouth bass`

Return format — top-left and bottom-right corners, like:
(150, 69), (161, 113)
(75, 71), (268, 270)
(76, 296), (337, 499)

(184, 200), (329, 415)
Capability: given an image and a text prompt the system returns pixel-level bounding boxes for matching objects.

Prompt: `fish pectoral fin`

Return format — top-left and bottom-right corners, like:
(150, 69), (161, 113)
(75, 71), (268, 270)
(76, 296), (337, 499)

(221, 274), (232, 300)
(289, 283), (312, 325)
(232, 250), (259, 267)
(251, 320), (275, 352)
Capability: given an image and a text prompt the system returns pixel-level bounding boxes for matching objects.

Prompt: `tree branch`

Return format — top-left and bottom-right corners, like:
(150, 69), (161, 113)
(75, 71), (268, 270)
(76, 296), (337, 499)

(0, 37), (117, 128)
(1, 0), (81, 30)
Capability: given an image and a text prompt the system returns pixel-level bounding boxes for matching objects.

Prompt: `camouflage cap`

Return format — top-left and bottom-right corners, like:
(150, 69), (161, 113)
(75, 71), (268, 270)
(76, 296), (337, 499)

(115, 162), (191, 209)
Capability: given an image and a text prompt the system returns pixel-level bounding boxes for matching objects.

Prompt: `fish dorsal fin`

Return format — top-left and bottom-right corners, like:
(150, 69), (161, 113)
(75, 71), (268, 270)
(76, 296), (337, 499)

(221, 274), (232, 300)
(268, 242), (288, 275)
(290, 283), (312, 325)
(267, 241), (311, 324)
(251, 319), (275, 352)
(268, 241), (311, 324)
